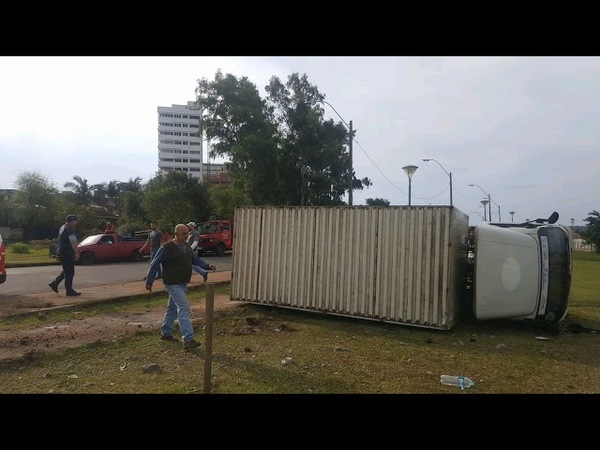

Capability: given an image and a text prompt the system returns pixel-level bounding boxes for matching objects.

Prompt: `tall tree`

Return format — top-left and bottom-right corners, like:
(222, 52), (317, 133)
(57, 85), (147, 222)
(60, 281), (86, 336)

(118, 177), (144, 194)
(64, 175), (94, 205)
(265, 72), (371, 205)
(196, 70), (371, 206)
(581, 210), (600, 253)
(13, 171), (59, 240)
(208, 185), (251, 222)
(196, 70), (280, 205)
(141, 171), (211, 233)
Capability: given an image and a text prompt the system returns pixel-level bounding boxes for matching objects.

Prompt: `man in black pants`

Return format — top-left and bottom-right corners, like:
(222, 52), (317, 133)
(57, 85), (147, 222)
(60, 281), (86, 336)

(48, 214), (81, 296)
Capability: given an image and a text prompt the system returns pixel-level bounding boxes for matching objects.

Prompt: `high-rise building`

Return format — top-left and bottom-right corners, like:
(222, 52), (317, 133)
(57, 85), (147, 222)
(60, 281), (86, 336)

(157, 101), (203, 180)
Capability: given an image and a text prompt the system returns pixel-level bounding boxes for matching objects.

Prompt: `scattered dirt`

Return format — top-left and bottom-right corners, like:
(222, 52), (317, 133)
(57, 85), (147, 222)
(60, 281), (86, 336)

(0, 294), (243, 362)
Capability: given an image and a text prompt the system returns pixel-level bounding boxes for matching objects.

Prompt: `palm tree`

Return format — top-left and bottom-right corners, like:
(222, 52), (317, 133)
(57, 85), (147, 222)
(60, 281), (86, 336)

(64, 175), (94, 205)
(105, 180), (122, 216)
(118, 177), (144, 194)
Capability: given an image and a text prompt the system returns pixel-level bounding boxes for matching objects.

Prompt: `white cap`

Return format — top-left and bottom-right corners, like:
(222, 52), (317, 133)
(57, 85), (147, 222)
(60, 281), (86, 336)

(187, 221), (196, 227)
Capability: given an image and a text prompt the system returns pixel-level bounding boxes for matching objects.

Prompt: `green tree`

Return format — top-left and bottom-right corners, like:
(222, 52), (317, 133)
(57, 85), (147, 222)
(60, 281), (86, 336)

(266, 72), (372, 205)
(13, 171), (59, 240)
(64, 175), (94, 205)
(141, 171), (211, 234)
(196, 70), (371, 206)
(581, 210), (600, 253)
(196, 70), (280, 205)
(208, 185), (251, 221)
(266, 72), (353, 205)
(0, 190), (19, 227)
(118, 177), (144, 194)
(93, 180), (122, 216)
(366, 198), (390, 206)
(118, 190), (146, 236)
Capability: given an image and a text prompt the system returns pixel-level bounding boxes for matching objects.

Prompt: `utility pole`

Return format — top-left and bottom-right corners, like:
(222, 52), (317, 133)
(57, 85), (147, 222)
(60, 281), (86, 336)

(348, 120), (353, 206)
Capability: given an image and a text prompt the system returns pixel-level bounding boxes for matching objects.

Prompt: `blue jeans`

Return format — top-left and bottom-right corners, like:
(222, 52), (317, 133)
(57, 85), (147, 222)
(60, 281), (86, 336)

(193, 264), (208, 279)
(160, 283), (195, 343)
(149, 247), (162, 281)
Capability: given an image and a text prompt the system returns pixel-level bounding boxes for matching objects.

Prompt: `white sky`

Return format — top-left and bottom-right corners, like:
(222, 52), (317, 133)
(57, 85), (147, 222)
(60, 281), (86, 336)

(1, 56), (598, 226)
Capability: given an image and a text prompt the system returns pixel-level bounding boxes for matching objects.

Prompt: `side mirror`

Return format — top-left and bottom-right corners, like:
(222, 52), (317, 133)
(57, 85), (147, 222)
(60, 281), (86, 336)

(548, 211), (559, 224)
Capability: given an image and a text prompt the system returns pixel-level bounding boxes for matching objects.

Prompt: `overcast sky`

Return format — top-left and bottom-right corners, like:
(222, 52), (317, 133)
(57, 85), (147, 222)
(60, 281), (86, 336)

(1, 56), (597, 226)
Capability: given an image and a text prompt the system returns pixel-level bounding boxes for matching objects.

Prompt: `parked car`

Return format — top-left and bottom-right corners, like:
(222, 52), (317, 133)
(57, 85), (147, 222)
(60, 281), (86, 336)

(50, 232), (149, 265)
(0, 232), (6, 284)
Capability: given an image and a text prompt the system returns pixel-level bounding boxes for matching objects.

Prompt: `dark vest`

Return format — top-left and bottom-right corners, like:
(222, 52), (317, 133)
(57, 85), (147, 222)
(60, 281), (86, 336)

(162, 241), (194, 285)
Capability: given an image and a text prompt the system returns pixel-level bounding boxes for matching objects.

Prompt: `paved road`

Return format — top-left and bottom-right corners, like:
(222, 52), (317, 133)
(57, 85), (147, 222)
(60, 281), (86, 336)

(1, 255), (232, 296)
(0, 257), (233, 318)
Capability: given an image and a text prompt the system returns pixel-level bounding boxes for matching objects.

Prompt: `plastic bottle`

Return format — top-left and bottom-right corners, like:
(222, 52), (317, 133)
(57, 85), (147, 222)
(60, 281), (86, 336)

(440, 375), (475, 389)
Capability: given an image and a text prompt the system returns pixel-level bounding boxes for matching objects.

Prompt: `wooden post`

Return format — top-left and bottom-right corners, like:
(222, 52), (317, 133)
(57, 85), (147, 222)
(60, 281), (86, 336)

(203, 283), (214, 394)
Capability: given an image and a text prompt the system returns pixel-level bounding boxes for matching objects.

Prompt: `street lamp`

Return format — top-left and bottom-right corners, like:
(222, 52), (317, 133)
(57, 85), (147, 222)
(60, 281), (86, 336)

(469, 184), (492, 221)
(509, 211), (515, 222)
(402, 165), (418, 206)
(422, 158), (453, 206)
(480, 198), (489, 221)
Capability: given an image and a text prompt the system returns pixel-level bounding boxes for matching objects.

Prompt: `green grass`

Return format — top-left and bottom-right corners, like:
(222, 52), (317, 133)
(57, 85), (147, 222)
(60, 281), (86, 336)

(4, 241), (59, 266)
(0, 251), (598, 394)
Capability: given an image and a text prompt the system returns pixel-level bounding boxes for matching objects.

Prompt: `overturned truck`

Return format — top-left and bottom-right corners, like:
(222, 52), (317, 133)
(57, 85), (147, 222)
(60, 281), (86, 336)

(230, 206), (573, 331)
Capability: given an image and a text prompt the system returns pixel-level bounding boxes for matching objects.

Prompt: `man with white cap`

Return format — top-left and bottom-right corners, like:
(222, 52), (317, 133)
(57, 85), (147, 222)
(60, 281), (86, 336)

(187, 221), (209, 281)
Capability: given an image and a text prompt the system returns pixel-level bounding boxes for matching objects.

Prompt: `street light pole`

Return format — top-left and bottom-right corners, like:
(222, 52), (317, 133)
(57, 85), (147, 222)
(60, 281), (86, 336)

(469, 184), (492, 221)
(402, 165), (418, 206)
(348, 120), (353, 206)
(480, 199), (489, 221)
(422, 158), (453, 206)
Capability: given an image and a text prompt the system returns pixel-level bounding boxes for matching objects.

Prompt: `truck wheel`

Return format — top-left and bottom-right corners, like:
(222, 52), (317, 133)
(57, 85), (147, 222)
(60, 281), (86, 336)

(215, 243), (225, 257)
(132, 251), (144, 262)
(80, 252), (95, 265)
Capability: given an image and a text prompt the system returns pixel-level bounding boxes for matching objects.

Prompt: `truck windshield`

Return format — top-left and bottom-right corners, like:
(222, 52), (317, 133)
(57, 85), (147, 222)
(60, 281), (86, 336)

(200, 223), (217, 234)
(538, 226), (572, 324)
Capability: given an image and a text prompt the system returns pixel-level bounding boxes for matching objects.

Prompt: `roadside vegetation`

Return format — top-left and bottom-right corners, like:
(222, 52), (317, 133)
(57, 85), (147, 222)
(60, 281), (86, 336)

(0, 251), (598, 394)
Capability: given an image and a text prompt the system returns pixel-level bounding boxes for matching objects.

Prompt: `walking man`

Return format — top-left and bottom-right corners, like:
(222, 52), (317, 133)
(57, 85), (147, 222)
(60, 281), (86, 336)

(187, 221), (209, 282)
(49, 214), (81, 296)
(144, 223), (216, 349)
(139, 221), (164, 281)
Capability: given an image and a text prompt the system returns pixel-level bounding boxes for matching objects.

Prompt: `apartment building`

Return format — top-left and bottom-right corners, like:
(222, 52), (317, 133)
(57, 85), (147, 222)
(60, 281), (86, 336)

(157, 101), (204, 180)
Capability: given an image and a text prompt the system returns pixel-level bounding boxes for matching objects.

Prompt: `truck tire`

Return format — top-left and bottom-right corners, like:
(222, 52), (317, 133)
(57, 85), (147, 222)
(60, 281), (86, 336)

(215, 243), (225, 257)
(80, 252), (95, 265)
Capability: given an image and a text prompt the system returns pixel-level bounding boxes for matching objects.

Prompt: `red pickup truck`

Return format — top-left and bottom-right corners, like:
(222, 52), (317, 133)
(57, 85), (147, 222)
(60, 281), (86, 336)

(198, 220), (233, 257)
(51, 233), (150, 265)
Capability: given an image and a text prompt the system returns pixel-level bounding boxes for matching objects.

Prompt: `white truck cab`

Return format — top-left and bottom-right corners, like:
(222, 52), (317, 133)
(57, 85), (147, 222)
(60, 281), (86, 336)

(471, 212), (573, 326)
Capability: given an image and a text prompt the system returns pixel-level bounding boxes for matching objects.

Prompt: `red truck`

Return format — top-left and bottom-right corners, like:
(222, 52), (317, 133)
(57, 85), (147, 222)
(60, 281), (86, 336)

(197, 220), (233, 257)
(51, 233), (150, 265)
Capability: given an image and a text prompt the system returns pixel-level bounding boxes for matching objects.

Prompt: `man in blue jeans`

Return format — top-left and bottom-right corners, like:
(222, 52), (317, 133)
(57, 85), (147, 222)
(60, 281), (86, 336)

(139, 221), (164, 281)
(48, 214), (82, 296)
(144, 223), (215, 349)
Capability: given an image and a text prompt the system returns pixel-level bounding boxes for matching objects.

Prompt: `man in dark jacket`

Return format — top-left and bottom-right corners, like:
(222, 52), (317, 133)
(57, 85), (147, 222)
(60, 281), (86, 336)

(48, 214), (81, 296)
(144, 223), (215, 349)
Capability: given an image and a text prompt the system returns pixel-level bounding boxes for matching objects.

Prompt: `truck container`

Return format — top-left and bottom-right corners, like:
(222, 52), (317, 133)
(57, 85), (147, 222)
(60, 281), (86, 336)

(230, 205), (573, 331)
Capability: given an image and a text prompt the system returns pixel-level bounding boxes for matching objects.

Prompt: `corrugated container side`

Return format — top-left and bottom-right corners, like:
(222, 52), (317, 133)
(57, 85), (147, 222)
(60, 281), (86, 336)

(231, 206), (469, 330)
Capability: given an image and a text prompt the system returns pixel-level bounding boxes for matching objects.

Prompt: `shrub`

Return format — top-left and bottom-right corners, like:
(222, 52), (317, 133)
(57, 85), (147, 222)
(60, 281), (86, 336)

(9, 242), (31, 254)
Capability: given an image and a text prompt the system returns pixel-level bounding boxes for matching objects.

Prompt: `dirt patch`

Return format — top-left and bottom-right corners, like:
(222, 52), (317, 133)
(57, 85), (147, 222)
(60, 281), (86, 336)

(0, 294), (243, 362)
